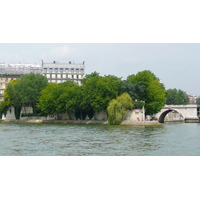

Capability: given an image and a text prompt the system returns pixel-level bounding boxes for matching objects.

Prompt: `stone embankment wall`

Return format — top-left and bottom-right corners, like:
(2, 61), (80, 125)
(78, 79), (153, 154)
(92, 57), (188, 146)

(2, 107), (34, 120)
(58, 110), (144, 123)
(2, 107), (145, 124)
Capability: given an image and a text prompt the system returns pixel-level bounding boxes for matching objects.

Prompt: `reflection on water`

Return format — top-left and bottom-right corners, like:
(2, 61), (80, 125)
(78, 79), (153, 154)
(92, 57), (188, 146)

(0, 123), (200, 156)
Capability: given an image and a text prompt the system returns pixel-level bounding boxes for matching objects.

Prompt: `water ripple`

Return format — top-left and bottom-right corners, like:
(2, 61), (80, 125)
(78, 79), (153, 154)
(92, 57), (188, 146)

(0, 123), (200, 155)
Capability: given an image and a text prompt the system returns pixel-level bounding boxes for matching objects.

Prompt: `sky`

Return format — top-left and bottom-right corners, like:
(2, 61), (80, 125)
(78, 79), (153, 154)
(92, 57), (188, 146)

(0, 43), (200, 96)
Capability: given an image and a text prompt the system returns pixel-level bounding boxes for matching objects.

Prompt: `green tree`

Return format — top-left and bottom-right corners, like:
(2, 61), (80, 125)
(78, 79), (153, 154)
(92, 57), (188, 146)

(107, 93), (133, 125)
(166, 89), (189, 105)
(83, 73), (122, 113)
(120, 80), (146, 101)
(145, 80), (166, 115)
(5, 73), (49, 117)
(4, 79), (22, 119)
(116, 92), (133, 110)
(57, 81), (84, 119)
(4, 79), (20, 107)
(81, 71), (101, 85)
(38, 81), (86, 119)
(196, 97), (200, 105)
(127, 70), (166, 116)
(0, 101), (9, 119)
(107, 99), (124, 125)
(37, 83), (61, 118)
(13, 73), (48, 114)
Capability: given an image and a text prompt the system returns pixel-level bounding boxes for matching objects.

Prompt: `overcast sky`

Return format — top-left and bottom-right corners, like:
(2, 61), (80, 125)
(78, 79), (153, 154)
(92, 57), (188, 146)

(0, 43), (199, 96)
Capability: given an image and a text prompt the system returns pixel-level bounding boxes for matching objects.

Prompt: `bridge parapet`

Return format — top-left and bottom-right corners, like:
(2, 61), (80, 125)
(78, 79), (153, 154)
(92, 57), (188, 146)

(155, 105), (199, 123)
(163, 105), (198, 109)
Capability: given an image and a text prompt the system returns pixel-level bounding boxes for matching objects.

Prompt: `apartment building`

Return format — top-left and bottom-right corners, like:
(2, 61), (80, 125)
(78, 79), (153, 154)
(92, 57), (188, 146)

(0, 63), (41, 101)
(41, 60), (85, 85)
(0, 61), (85, 101)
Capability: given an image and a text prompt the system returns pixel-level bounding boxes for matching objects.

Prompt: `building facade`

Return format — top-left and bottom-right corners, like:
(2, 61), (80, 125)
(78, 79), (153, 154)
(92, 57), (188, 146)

(41, 60), (85, 85)
(0, 61), (85, 101)
(188, 94), (198, 104)
(0, 63), (42, 101)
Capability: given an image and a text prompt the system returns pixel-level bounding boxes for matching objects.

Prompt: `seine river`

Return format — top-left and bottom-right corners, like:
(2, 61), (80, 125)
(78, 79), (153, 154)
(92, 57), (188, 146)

(0, 122), (200, 156)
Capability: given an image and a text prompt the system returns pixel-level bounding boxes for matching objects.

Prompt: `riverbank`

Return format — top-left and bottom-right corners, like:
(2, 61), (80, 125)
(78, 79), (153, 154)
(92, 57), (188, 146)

(0, 118), (162, 125)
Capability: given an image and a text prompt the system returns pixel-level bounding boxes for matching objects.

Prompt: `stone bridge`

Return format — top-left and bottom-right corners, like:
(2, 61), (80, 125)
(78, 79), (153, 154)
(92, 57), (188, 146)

(155, 105), (199, 123)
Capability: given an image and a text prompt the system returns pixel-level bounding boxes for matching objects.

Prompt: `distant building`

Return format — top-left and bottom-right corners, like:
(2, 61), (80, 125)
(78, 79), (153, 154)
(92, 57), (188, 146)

(188, 94), (198, 104)
(0, 61), (85, 101)
(41, 60), (85, 85)
(0, 63), (42, 101)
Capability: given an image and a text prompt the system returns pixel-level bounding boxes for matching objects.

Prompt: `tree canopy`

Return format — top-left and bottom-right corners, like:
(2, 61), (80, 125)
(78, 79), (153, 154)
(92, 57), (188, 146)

(4, 73), (48, 117)
(126, 70), (166, 115)
(196, 97), (200, 105)
(14, 73), (48, 112)
(107, 93), (133, 125)
(166, 88), (189, 105)
(1, 70), (176, 121)
(82, 74), (122, 112)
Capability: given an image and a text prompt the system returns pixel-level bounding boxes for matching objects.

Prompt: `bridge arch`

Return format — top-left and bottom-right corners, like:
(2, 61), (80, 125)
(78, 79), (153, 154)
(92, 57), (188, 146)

(158, 109), (184, 123)
(155, 105), (199, 123)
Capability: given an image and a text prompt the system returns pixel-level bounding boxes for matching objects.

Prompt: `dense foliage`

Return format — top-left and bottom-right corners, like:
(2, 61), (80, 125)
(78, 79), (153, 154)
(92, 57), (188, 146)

(196, 97), (200, 105)
(37, 73), (122, 119)
(107, 93), (133, 125)
(0, 101), (9, 119)
(3, 73), (48, 118)
(126, 70), (166, 115)
(82, 73), (122, 112)
(37, 81), (84, 119)
(1, 70), (169, 121)
(166, 88), (189, 105)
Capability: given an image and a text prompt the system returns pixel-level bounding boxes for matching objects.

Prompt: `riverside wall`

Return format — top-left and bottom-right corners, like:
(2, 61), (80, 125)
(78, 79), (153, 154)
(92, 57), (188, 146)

(2, 107), (146, 122)
(2, 106), (199, 125)
(1, 107), (161, 125)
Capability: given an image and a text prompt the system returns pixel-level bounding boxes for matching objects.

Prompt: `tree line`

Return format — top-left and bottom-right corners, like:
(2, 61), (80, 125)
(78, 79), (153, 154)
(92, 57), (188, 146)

(0, 70), (190, 124)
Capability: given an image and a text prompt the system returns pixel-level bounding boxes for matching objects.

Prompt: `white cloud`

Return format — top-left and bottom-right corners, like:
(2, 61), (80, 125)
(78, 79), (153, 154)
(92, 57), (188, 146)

(50, 45), (73, 57)
(42, 45), (76, 61)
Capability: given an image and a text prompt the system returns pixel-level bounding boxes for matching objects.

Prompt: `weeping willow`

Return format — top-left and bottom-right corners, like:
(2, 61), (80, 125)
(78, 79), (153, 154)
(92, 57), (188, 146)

(107, 93), (133, 125)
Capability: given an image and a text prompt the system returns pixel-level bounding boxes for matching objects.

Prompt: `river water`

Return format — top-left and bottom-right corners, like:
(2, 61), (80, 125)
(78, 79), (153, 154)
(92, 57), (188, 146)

(0, 122), (200, 156)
